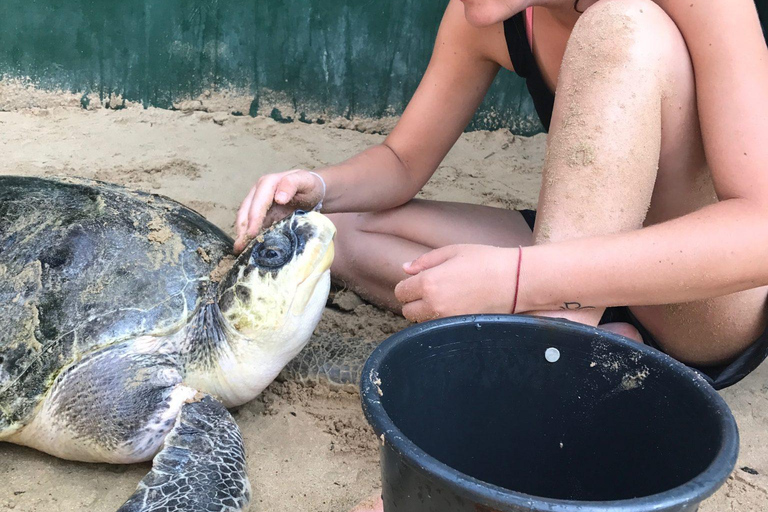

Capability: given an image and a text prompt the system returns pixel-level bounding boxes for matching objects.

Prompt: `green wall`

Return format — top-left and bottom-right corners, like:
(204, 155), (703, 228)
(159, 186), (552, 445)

(1, 1), (766, 136)
(0, 0), (542, 134)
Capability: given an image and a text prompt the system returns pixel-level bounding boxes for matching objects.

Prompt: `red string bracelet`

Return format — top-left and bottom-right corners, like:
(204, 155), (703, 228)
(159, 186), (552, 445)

(512, 245), (523, 314)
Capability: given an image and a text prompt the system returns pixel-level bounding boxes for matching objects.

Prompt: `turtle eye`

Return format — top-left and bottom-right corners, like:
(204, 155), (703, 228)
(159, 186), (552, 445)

(251, 235), (293, 269)
(263, 248), (280, 259)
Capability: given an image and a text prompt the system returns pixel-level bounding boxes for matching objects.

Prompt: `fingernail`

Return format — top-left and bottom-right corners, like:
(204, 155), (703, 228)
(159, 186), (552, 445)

(276, 192), (288, 203)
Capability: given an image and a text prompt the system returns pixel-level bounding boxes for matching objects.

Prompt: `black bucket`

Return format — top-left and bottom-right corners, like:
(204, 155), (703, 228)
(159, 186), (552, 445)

(361, 315), (739, 512)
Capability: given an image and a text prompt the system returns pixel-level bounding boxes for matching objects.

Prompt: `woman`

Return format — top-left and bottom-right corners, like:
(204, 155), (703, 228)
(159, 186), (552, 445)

(236, 0), (768, 385)
(237, 0), (768, 422)
(237, 0), (768, 383)
(238, 0), (767, 507)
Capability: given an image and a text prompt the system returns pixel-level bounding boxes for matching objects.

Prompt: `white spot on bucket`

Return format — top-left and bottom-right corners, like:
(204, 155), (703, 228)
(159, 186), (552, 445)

(369, 369), (383, 397)
(545, 347), (560, 363)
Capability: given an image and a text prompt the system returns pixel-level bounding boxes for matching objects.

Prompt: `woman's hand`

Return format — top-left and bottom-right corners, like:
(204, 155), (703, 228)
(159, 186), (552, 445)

(394, 244), (519, 323)
(234, 170), (324, 253)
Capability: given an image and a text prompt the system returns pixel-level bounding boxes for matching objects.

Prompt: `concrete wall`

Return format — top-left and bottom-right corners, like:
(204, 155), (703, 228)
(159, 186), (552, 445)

(1, 0), (766, 135)
(0, 0), (542, 134)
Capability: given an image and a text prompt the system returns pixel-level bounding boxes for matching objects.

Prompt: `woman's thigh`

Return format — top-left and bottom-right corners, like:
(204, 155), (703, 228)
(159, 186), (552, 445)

(343, 199), (534, 249)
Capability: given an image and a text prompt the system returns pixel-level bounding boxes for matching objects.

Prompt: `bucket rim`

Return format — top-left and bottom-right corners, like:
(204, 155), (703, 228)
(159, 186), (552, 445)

(360, 314), (740, 512)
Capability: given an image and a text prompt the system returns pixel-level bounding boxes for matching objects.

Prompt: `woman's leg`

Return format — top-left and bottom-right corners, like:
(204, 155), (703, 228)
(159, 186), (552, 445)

(534, 0), (767, 366)
(329, 200), (534, 311)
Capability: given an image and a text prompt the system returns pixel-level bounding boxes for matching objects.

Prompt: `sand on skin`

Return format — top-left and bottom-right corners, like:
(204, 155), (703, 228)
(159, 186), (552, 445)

(0, 90), (766, 511)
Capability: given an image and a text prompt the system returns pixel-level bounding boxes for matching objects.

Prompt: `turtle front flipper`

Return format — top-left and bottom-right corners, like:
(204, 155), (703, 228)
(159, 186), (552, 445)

(4, 341), (250, 512)
(118, 394), (250, 512)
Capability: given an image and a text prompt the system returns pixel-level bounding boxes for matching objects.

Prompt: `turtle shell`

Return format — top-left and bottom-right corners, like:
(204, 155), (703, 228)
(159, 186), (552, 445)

(0, 176), (233, 431)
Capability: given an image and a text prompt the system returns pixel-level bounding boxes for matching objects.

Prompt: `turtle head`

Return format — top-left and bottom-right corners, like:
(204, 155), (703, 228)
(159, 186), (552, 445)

(163, 210), (335, 408)
(217, 209), (335, 358)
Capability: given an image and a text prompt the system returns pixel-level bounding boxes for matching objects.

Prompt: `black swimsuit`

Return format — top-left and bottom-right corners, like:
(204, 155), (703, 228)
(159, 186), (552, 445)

(503, 11), (768, 390)
(503, 12), (556, 132)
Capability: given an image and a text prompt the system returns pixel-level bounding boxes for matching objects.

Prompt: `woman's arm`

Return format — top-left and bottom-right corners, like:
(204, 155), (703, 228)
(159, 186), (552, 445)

(316, 0), (506, 213)
(518, 0), (768, 312)
(658, 0), (768, 204)
(235, 0), (507, 248)
(520, 199), (768, 312)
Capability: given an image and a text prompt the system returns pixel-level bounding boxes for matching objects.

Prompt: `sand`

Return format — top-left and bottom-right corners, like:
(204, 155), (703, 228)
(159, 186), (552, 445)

(0, 88), (766, 511)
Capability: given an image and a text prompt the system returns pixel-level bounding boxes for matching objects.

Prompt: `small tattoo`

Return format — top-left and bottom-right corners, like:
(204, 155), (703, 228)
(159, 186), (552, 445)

(561, 302), (596, 311)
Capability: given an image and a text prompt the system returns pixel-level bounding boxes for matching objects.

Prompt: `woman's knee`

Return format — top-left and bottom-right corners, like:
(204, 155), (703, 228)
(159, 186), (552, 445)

(581, 0), (678, 36)
(574, 0), (687, 73)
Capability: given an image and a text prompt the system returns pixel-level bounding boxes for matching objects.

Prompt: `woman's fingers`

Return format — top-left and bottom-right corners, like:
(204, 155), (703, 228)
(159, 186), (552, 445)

(246, 175), (284, 236)
(397, 273), (447, 322)
(234, 184), (259, 253)
(397, 248), (458, 305)
(276, 171), (321, 205)
(274, 172), (301, 204)
(394, 274), (423, 305)
(403, 246), (457, 275)
(234, 175), (280, 253)
(401, 299), (437, 323)
(236, 185), (257, 235)
(262, 202), (296, 232)
(234, 170), (318, 254)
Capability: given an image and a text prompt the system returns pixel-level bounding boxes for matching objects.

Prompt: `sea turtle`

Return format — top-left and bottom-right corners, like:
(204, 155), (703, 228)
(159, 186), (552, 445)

(0, 175), (336, 512)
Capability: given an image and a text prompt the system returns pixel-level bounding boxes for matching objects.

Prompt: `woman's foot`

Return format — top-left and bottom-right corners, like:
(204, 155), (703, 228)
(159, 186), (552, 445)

(349, 492), (383, 512)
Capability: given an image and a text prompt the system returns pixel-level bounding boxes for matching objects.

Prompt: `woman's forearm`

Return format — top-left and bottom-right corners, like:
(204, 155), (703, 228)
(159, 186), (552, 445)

(520, 199), (768, 312)
(313, 143), (429, 213)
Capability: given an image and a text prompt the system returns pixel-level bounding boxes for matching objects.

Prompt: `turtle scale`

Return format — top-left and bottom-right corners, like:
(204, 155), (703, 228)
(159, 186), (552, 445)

(0, 176), (233, 431)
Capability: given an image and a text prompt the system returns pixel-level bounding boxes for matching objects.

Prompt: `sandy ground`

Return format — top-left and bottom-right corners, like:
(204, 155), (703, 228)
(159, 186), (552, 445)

(0, 91), (766, 511)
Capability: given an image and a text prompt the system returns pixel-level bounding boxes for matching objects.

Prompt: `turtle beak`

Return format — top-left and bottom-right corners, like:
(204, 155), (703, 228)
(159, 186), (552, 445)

(290, 212), (336, 315)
